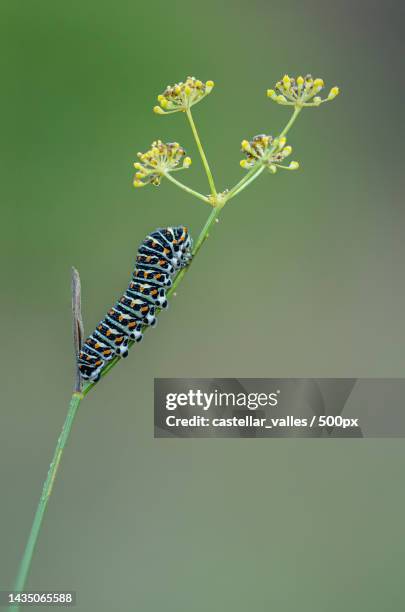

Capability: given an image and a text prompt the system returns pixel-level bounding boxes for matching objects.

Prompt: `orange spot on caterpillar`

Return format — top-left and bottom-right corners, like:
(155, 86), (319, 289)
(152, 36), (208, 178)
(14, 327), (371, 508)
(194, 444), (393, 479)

(141, 306), (148, 313)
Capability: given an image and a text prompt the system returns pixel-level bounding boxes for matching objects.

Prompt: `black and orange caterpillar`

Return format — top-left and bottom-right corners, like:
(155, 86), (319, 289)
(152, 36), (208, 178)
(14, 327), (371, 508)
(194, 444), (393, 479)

(78, 226), (192, 382)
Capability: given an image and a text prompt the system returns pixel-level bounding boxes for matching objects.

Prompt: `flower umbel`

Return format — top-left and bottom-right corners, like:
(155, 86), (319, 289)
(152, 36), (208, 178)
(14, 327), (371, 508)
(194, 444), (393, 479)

(153, 77), (214, 115)
(240, 134), (299, 173)
(133, 141), (191, 187)
(267, 74), (340, 107)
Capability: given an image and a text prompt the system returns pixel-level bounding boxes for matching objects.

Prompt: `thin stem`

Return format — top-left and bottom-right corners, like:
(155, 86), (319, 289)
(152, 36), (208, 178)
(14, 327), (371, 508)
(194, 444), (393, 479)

(164, 172), (211, 205)
(12, 101), (305, 597)
(9, 392), (83, 611)
(191, 205), (222, 256)
(185, 107), (217, 196)
(230, 166), (265, 199)
(279, 105), (302, 138)
(11, 208), (222, 604)
(164, 206), (221, 298)
(225, 105), (302, 203)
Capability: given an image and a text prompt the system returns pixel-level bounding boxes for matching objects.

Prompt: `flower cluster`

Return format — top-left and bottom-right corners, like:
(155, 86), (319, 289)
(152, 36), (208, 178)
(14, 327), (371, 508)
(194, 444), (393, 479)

(133, 141), (191, 187)
(240, 134), (299, 173)
(153, 77), (214, 114)
(267, 74), (339, 107)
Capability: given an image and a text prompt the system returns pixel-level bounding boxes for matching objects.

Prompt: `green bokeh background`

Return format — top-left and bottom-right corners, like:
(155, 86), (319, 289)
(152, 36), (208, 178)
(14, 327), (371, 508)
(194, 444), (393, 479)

(1, 1), (405, 610)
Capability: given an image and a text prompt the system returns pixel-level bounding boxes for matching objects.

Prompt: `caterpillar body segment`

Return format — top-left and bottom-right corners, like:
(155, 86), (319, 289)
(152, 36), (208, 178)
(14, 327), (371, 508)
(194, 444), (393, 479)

(78, 226), (192, 382)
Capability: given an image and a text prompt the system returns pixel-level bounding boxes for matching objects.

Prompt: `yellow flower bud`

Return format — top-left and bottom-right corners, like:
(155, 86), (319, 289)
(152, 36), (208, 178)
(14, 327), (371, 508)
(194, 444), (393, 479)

(269, 164), (277, 174)
(184, 85), (192, 96)
(278, 136), (287, 148)
(206, 80), (214, 89)
(133, 180), (145, 187)
(283, 145), (292, 156)
(183, 157), (192, 168)
(328, 86), (340, 99)
(153, 106), (165, 114)
(313, 96), (322, 105)
(267, 89), (276, 98)
(289, 161), (299, 170)
(240, 159), (248, 168)
(313, 78), (324, 89)
(241, 140), (250, 151)
(282, 74), (291, 88)
(297, 76), (304, 86)
(277, 95), (287, 103)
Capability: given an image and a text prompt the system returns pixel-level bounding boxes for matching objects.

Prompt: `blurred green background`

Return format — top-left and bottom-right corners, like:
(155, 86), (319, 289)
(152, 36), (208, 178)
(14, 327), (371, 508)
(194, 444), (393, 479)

(1, 0), (405, 610)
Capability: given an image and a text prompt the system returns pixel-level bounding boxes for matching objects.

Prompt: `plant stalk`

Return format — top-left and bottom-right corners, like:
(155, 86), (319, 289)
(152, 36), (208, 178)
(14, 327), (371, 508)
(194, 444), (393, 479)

(186, 107), (217, 196)
(11, 101), (304, 601)
(9, 392), (83, 611)
(164, 172), (211, 204)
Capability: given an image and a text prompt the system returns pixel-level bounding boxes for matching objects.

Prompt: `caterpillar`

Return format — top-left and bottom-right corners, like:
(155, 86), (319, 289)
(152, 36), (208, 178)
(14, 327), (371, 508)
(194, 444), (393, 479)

(78, 226), (192, 382)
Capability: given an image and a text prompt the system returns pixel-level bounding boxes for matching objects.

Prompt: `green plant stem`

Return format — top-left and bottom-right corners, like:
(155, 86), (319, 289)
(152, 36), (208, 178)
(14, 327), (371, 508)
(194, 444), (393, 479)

(230, 166), (265, 199)
(9, 392), (83, 611)
(279, 105), (302, 138)
(185, 107), (217, 196)
(225, 105), (302, 203)
(12, 102), (304, 600)
(10, 203), (222, 604)
(164, 172), (211, 204)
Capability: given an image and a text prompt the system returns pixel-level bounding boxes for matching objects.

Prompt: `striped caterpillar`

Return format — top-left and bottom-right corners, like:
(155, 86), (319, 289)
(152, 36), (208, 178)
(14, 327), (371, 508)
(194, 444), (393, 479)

(78, 226), (192, 382)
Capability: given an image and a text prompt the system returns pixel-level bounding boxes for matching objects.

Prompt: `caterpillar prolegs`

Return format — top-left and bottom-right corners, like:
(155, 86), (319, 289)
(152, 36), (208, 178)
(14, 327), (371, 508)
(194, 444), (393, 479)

(78, 226), (193, 382)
